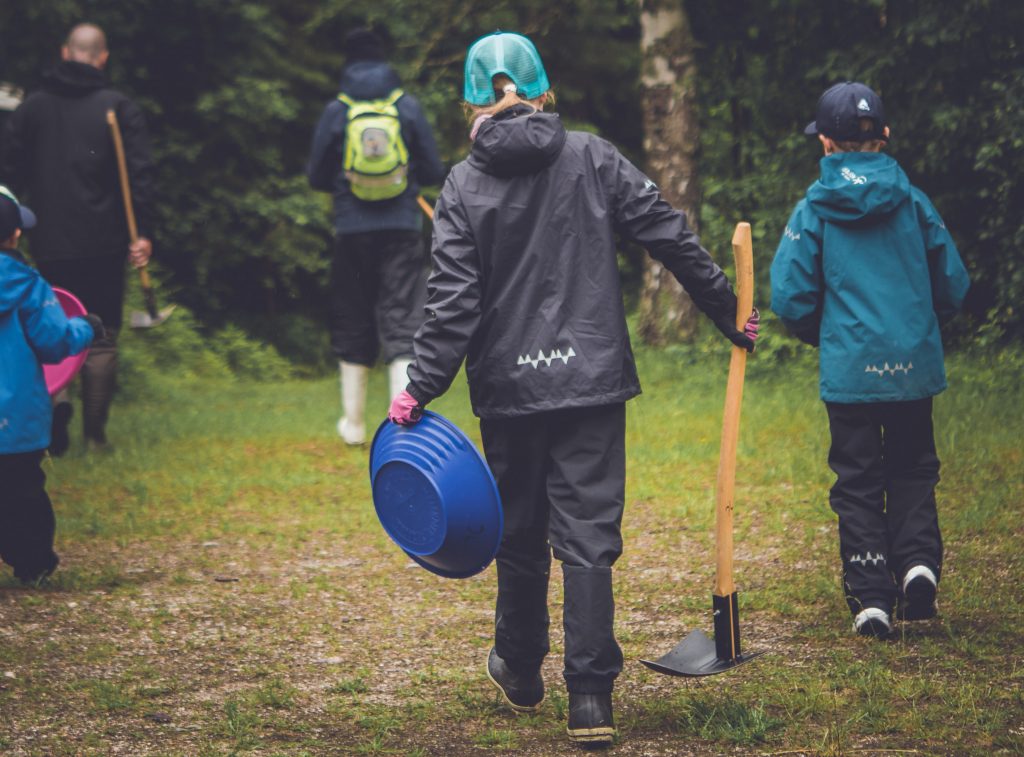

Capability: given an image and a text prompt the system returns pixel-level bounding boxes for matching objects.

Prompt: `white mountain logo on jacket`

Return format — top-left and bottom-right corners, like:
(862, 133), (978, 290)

(865, 361), (913, 376)
(841, 167), (867, 185)
(517, 346), (577, 369)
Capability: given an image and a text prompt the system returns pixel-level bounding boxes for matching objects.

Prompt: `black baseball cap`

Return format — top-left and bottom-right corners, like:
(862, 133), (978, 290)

(804, 81), (887, 142)
(0, 184), (36, 240)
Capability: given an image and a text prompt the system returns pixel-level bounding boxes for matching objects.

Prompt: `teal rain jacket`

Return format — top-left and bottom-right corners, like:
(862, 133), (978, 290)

(770, 152), (969, 403)
(1, 249), (93, 453)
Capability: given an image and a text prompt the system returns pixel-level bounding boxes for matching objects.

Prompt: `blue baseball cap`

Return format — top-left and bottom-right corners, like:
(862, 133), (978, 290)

(464, 31), (550, 106)
(0, 184), (36, 240)
(804, 81), (887, 142)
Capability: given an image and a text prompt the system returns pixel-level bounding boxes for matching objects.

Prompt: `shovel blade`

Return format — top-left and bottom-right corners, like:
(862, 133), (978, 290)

(130, 304), (176, 329)
(640, 629), (763, 678)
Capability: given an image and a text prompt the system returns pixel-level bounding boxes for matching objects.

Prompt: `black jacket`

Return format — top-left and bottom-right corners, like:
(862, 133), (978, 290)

(0, 61), (156, 261)
(407, 107), (742, 419)
(306, 61), (446, 235)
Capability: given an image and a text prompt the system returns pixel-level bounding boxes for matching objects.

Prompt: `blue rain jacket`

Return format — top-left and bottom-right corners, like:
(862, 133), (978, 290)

(770, 152), (969, 403)
(0, 249), (93, 453)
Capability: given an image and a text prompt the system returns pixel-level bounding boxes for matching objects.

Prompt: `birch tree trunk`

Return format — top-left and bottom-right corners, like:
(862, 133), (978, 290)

(637, 0), (701, 345)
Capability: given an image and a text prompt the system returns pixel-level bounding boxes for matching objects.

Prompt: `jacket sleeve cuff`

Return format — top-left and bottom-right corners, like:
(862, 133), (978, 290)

(405, 382), (433, 407)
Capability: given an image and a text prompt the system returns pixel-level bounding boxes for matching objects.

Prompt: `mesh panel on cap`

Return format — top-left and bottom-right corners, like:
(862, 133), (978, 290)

(463, 32), (549, 105)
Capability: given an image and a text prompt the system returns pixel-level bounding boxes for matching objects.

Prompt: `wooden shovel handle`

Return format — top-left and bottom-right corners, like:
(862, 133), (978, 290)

(714, 222), (754, 596)
(417, 195), (434, 220)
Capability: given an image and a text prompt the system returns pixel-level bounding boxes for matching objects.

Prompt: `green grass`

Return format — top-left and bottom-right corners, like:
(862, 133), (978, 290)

(0, 345), (1021, 755)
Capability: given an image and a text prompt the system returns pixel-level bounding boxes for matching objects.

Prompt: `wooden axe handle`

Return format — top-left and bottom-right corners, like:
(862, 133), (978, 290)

(106, 109), (139, 244)
(108, 110), (158, 311)
(417, 195), (434, 220)
(714, 222), (754, 596)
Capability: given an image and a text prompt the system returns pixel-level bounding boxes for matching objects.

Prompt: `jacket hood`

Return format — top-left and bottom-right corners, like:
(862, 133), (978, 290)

(338, 61), (402, 100)
(42, 60), (108, 96)
(467, 107), (567, 178)
(807, 152), (911, 224)
(0, 250), (32, 316)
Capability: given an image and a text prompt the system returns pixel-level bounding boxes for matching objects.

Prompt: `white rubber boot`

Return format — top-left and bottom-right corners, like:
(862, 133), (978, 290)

(337, 361), (369, 445)
(388, 358), (412, 400)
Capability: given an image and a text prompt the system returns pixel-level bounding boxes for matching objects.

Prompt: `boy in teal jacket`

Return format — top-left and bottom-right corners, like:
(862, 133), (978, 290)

(770, 83), (969, 638)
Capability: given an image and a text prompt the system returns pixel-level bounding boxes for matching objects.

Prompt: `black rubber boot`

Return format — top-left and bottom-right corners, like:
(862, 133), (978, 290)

(567, 692), (615, 746)
(49, 400), (73, 457)
(486, 648), (544, 713)
(80, 339), (117, 450)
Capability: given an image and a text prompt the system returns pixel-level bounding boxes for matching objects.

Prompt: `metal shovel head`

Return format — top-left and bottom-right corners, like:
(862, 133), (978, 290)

(130, 304), (176, 329)
(640, 629), (763, 677)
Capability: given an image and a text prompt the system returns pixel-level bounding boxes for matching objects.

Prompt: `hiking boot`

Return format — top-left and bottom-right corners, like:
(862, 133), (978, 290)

(899, 565), (937, 621)
(486, 648), (544, 713)
(567, 692), (615, 746)
(853, 607), (892, 639)
(49, 401), (73, 456)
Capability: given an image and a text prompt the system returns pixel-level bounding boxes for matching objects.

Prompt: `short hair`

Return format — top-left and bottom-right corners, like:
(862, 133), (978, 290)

(833, 117), (886, 153)
(65, 24), (108, 64)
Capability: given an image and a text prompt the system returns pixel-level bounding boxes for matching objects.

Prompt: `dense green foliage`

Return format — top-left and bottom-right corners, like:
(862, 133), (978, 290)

(688, 0), (1024, 342)
(2, 0), (1022, 364)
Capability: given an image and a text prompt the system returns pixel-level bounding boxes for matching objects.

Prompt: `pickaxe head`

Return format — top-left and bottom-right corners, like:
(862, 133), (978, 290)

(129, 304), (176, 329)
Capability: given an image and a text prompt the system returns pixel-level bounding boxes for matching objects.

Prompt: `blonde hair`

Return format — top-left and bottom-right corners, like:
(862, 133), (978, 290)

(832, 117), (886, 153)
(463, 74), (554, 123)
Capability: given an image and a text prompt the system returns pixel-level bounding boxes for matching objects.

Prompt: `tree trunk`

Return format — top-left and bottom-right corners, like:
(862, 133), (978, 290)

(637, 0), (701, 346)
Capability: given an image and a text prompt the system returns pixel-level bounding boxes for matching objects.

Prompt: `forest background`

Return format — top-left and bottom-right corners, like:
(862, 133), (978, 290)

(2, 0), (1021, 373)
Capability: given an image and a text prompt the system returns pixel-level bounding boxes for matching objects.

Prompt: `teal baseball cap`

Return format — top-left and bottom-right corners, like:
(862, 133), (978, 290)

(464, 31), (550, 106)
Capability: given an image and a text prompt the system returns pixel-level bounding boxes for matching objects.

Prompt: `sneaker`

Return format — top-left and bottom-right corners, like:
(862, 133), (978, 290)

(853, 607), (892, 639)
(567, 692), (615, 746)
(486, 648), (544, 713)
(49, 402), (73, 456)
(900, 565), (938, 620)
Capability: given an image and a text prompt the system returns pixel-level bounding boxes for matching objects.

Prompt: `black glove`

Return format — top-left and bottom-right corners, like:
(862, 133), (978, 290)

(712, 314), (755, 353)
(83, 313), (105, 341)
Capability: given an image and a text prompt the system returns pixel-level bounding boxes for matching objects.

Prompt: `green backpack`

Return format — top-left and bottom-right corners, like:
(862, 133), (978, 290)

(338, 88), (410, 201)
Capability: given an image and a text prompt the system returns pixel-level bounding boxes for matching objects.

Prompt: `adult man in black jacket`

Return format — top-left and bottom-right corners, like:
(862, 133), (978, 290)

(1, 23), (156, 452)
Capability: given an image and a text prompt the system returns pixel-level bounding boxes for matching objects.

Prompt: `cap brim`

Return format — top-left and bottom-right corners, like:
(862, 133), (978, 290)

(803, 120), (818, 136)
(19, 205), (36, 230)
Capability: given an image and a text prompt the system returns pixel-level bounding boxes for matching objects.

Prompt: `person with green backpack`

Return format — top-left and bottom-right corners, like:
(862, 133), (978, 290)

(307, 27), (445, 445)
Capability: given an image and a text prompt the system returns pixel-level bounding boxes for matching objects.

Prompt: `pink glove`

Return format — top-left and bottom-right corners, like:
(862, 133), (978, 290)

(744, 307), (760, 347)
(388, 390), (423, 426)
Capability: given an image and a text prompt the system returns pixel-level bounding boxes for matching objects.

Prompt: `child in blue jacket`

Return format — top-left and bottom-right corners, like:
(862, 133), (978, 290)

(0, 185), (98, 583)
(770, 83), (969, 638)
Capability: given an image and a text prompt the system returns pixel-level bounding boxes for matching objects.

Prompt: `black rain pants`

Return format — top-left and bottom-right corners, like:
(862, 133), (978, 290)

(328, 231), (426, 366)
(480, 403), (626, 695)
(0, 451), (59, 582)
(826, 398), (943, 615)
